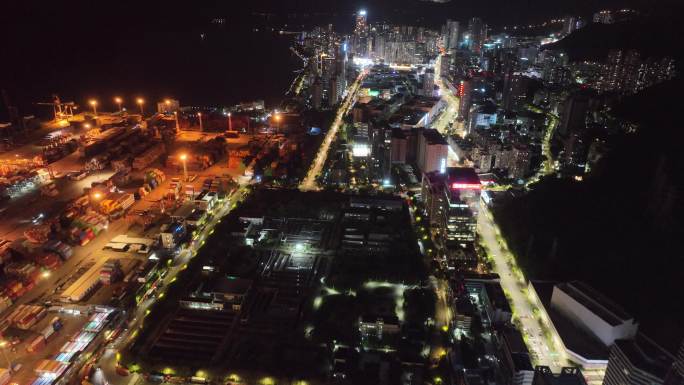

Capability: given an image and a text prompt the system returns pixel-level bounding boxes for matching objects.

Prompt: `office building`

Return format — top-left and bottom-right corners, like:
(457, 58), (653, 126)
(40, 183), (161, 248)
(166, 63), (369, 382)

(421, 168), (481, 245)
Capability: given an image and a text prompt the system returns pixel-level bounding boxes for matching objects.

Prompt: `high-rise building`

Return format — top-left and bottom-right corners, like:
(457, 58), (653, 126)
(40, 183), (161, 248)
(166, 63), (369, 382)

(421, 168), (481, 245)
(444, 19), (460, 51)
(312, 77), (323, 110)
(602, 335), (674, 385)
(417, 129), (449, 173)
(511, 144), (531, 179)
(467, 17), (486, 54)
(563, 16), (578, 35)
(558, 92), (589, 139)
(458, 78), (473, 121)
(354, 9), (368, 34)
(422, 69), (435, 96)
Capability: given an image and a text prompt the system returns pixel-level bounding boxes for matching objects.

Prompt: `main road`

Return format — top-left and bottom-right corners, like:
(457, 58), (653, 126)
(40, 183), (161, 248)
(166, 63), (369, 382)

(96, 184), (251, 385)
(300, 70), (366, 191)
(478, 205), (567, 370)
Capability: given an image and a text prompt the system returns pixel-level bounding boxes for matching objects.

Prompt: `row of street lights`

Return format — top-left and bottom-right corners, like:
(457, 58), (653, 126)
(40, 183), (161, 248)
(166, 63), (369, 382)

(86, 97), (151, 116)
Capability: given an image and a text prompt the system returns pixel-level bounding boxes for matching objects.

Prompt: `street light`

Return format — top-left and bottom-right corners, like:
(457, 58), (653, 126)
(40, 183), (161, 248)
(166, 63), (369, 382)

(89, 99), (98, 116)
(136, 98), (145, 115)
(0, 340), (11, 368)
(180, 153), (188, 182)
(114, 97), (123, 112)
(227, 112), (232, 131)
(197, 112), (203, 131)
(274, 113), (281, 133)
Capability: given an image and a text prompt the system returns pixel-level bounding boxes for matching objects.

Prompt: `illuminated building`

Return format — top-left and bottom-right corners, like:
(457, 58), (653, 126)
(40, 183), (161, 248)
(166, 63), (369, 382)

(598, 49), (675, 95)
(563, 16), (578, 35)
(417, 129), (448, 174)
(354, 9), (368, 35)
(511, 144), (531, 180)
(593, 10), (614, 24)
(458, 78), (473, 121)
(421, 167), (481, 245)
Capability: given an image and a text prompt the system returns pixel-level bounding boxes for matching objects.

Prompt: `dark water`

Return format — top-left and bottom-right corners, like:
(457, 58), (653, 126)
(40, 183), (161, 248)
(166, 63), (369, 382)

(1, 10), (301, 119)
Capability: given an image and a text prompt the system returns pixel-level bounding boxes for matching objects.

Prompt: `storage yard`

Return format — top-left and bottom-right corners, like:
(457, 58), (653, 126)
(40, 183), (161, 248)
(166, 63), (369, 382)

(0, 110), (253, 385)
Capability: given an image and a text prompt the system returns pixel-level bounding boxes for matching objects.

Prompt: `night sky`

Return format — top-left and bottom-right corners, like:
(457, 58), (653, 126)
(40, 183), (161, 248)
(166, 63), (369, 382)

(1, 0), (678, 119)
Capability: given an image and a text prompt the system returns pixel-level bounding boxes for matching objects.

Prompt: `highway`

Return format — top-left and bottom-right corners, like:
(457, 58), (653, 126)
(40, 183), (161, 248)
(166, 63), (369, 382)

(478, 205), (567, 370)
(300, 70), (366, 191)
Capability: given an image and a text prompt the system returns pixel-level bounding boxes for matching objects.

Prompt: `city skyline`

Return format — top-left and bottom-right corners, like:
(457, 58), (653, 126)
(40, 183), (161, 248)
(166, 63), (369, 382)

(0, 2), (682, 385)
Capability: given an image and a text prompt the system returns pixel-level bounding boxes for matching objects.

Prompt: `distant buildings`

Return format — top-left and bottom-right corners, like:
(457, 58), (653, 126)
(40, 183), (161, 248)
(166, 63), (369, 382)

(598, 49), (675, 95)
(593, 10), (615, 24)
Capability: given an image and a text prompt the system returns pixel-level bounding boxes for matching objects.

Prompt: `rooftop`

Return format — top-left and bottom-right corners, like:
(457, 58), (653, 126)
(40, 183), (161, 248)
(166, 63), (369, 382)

(613, 334), (674, 379)
(533, 366), (587, 385)
(446, 167), (481, 185)
(422, 129), (448, 145)
(533, 281), (610, 361)
(556, 281), (633, 326)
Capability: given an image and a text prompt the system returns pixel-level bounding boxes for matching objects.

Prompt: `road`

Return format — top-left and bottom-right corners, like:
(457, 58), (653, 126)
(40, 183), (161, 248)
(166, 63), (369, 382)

(477, 205), (567, 370)
(432, 55), (461, 136)
(95, 184), (251, 385)
(299, 70), (366, 191)
(525, 109), (559, 187)
(432, 54), (465, 168)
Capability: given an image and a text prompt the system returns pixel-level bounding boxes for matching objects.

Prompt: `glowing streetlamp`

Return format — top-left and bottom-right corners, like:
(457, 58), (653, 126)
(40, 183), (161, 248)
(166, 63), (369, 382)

(274, 113), (281, 133)
(89, 99), (98, 115)
(0, 340), (10, 368)
(197, 112), (203, 131)
(136, 98), (145, 115)
(179, 153), (188, 182)
(114, 97), (123, 112)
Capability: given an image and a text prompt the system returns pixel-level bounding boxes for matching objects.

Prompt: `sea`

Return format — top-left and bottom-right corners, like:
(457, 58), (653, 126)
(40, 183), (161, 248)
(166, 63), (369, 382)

(1, 12), (303, 120)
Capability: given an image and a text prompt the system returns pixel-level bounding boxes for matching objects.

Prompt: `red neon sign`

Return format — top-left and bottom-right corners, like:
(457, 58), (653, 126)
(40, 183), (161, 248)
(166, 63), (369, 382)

(451, 183), (482, 190)
(457, 82), (465, 97)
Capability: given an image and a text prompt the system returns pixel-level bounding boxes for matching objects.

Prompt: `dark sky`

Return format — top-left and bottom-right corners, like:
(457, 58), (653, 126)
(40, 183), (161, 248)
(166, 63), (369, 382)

(1, 0), (667, 31)
(1, 0), (675, 119)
